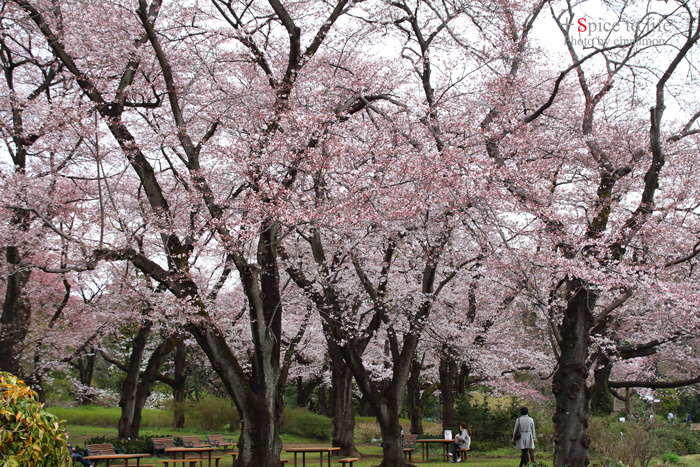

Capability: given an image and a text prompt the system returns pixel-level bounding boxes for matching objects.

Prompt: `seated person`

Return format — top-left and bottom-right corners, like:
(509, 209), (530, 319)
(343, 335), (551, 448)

(449, 422), (471, 463)
(68, 444), (92, 467)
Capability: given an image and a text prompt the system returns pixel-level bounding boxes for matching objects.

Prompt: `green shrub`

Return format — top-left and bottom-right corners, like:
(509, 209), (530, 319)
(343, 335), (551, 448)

(354, 417), (381, 443)
(588, 417), (658, 467)
(183, 396), (239, 431)
(0, 372), (71, 467)
(655, 424), (700, 455)
(283, 408), (332, 441)
(662, 452), (680, 463)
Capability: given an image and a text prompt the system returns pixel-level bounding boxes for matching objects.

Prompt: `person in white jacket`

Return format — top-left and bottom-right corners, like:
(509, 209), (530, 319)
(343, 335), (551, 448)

(512, 407), (536, 467)
(448, 421), (471, 463)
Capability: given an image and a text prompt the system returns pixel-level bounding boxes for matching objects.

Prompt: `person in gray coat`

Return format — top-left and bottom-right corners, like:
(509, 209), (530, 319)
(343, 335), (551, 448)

(512, 406), (536, 466)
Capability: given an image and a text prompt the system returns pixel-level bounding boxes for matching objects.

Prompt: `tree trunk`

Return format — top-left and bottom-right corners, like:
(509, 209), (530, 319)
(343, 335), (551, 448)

(376, 399), (412, 467)
(589, 355), (613, 416)
(552, 279), (595, 467)
(407, 355), (424, 435)
(127, 339), (174, 439)
(117, 324), (151, 439)
(77, 351), (96, 405)
(329, 344), (360, 457)
(172, 340), (186, 429)
(439, 348), (457, 431)
(0, 245), (32, 376)
(318, 385), (329, 416)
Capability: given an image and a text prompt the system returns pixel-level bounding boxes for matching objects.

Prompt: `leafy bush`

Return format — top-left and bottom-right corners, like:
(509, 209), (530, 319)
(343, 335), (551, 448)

(0, 372), (71, 467)
(655, 424), (700, 455)
(588, 417), (658, 467)
(661, 452), (680, 464)
(354, 417), (381, 443)
(183, 395), (239, 431)
(283, 408), (332, 441)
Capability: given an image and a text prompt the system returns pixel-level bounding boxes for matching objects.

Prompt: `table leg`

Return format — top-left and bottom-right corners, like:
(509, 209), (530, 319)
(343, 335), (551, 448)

(293, 452), (298, 467)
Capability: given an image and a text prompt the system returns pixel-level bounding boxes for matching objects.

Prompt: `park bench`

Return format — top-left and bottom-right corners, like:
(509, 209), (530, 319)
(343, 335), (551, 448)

(85, 444), (126, 456)
(402, 434), (418, 461)
(205, 434), (236, 449)
(180, 436), (210, 448)
(457, 447), (470, 461)
(338, 458), (359, 466)
(152, 437), (179, 455)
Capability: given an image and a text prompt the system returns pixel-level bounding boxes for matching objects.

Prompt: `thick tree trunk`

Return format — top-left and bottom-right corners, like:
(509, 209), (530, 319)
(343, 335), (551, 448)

(118, 324), (151, 439)
(318, 385), (329, 416)
(127, 339), (174, 438)
(376, 400), (412, 467)
(329, 344), (360, 457)
(589, 355), (613, 416)
(235, 391), (284, 466)
(0, 245), (32, 376)
(76, 352), (96, 405)
(407, 356), (424, 435)
(552, 279), (595, 467)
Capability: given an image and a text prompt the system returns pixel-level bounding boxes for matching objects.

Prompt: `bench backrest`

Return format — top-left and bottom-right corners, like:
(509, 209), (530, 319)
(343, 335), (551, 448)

(181, 436), (207, 448)
(206, 435), (229, 446)
(86, 444), (118, 456)
(402, 434), (418, 448)
(152, 437), (178, 453)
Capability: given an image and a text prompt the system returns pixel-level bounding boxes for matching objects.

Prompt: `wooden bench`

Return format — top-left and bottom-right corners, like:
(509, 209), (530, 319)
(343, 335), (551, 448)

(85, 444), (126, 456)
(402, 434), (418, 461)
(152, 437), (179, 455)
(205, 434), (236, 449)
(457, 447), (470, 460)
(180, 436), (211, 448)
(338, 458), (359, 466)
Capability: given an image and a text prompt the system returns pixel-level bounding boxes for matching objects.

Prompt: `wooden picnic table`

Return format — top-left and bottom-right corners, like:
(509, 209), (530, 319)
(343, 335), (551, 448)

(284, 447), (340, 467)
(415, 438), (454, 462)
(165, 446), (218, 467)
(84, 453), (152, 467)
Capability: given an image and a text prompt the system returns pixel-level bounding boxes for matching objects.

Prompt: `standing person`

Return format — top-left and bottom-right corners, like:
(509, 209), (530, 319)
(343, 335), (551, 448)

(448, 421), (471, 463)
(668, 412), (675, 424)
(687, 412), (692, 428)
(512, 407), (536, 467)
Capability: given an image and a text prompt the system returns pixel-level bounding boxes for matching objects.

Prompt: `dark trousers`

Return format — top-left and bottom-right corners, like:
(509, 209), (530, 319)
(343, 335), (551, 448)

(450, 442), (462, 459)
(71, 453), (92, 467)
(519, 448), (535, 466)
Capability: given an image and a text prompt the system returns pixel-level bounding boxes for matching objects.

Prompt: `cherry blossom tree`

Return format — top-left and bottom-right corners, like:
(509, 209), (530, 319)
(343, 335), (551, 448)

(475, 1), (700, 464)
(5, 0), (393, 464)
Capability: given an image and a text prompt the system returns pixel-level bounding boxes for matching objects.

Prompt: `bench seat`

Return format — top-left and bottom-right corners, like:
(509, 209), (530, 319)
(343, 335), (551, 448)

(338, 458), (359, 466)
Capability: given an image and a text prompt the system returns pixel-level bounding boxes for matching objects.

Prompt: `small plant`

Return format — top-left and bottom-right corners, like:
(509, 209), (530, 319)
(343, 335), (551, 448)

(0, 372), (71, 467)
(661, 452), (680, 464)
